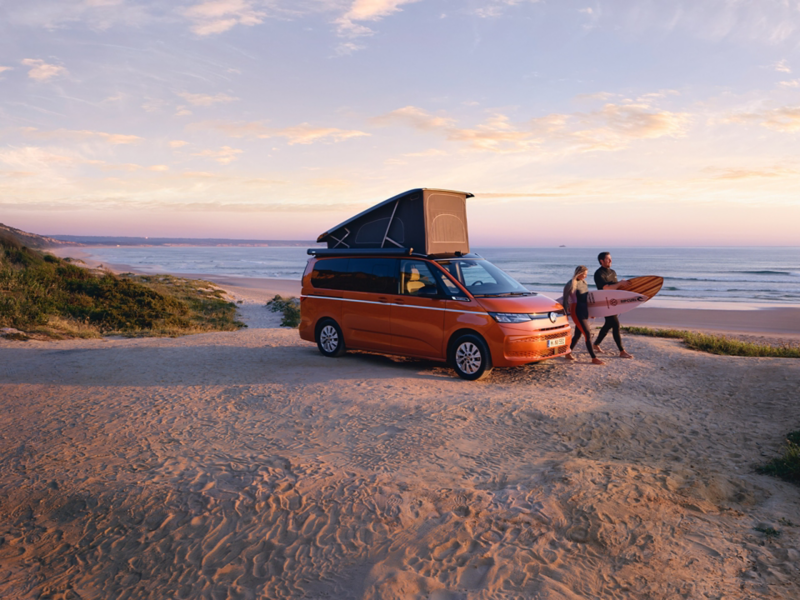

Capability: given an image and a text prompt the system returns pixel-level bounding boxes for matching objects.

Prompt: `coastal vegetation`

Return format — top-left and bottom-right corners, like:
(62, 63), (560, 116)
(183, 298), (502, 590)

(266, 295), (301, 327)
(0, 234), (244, 339)
(622, 326), (800, 358)
(757, 431), (800, 486)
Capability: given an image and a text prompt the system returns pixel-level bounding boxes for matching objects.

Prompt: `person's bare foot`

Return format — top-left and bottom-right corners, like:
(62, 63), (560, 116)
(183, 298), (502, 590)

(593, 345), (605, 354)
(564, 353), (577, 361)
(592, 358), (605, 365)
(619, 350), (633, 359)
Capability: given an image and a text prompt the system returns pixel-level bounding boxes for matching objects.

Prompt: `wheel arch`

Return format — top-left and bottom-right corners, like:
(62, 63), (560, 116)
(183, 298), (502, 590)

(447, 328), (489, 364)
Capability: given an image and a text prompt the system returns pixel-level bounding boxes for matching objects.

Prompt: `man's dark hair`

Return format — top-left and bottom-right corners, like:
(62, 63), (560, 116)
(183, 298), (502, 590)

(598, 252), (610, 263)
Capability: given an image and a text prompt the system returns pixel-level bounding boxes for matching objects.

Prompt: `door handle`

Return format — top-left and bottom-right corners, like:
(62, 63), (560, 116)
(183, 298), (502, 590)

(378, 297), (389, 303)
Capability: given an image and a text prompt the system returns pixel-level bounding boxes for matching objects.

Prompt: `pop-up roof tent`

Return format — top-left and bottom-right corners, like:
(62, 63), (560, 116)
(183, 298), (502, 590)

(315, 188), (473, 257)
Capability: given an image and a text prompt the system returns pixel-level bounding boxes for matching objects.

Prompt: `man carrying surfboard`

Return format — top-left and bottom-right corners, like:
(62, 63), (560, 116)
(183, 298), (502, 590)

(593, 252), (634, 359)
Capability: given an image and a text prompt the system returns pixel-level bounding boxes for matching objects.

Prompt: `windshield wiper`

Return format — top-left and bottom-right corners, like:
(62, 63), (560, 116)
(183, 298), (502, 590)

(474, 292), (532, 297)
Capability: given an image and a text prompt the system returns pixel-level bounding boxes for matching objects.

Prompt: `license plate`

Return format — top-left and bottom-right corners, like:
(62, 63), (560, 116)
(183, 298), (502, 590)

(548, 337), (566, 348)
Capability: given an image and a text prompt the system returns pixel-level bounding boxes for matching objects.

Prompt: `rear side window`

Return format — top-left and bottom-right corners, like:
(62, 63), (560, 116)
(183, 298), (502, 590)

(311, 258), (398, 294)
(311, 258), (350, 290)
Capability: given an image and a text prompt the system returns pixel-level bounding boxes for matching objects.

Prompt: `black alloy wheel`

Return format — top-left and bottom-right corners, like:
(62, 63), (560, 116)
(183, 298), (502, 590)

(450, 333), (492, 380)
(316, 319), (346, 357)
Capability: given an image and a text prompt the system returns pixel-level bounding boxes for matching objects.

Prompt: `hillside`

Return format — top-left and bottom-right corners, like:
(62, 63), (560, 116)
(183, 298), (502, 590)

(0, 236), (244, 339)
(0, 223), (78, 249)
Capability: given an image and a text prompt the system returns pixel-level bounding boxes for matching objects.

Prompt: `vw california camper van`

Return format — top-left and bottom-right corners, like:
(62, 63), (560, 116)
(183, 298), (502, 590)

(299, 189), (571, 380)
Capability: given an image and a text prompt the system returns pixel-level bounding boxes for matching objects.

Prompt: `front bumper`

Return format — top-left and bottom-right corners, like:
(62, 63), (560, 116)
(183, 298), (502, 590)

(490, 320), (572, 367)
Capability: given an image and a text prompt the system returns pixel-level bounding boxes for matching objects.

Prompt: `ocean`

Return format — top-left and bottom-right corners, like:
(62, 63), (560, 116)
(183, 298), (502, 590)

(69, 245), (800, 307)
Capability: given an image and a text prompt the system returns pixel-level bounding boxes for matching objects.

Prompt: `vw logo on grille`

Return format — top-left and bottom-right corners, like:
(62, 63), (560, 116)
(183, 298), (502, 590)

(548, 312), (558, 323)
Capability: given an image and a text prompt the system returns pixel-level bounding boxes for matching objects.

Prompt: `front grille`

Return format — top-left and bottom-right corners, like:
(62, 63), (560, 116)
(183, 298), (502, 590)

(512, 330), (569, 344)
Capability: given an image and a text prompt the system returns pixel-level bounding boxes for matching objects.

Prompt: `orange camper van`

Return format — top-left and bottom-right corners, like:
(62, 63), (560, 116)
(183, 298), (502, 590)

(299, 189), (571, 380)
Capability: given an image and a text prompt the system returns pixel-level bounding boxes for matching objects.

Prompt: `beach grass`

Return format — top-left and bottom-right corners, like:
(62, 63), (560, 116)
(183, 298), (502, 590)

(757, 431), (800, 486)
(266, 295), (301, 327)
(622, 326), (800, 358)
(1, 237), (245, 338)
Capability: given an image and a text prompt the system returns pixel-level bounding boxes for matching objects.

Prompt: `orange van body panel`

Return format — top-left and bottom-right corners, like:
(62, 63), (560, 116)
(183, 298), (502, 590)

(391, 295), (447, 358)
(342, 292), (393, 352)
(299, 256), (572, 368)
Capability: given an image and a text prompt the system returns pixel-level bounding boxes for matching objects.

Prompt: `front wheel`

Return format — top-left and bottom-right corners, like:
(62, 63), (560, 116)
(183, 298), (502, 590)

(450, 334), (492, 380)
(316, 319), (346, 357)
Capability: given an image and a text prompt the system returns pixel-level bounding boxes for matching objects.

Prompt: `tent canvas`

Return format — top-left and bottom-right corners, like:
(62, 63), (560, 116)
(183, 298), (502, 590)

(316, 188), (473, 257)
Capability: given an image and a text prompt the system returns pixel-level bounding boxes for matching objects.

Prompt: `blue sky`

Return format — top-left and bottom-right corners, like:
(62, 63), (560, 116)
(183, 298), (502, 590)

(1, 0), (799, 245)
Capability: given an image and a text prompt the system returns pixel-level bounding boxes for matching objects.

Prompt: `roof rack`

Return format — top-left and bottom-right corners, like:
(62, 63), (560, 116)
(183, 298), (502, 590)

(306, 248), (483, 260)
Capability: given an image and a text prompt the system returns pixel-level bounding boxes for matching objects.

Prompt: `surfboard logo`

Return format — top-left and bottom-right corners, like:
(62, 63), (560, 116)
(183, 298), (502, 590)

(610, 299), (618, 307)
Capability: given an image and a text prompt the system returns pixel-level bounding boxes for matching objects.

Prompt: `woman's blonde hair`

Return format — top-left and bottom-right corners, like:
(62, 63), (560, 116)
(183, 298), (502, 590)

(564, 265), (588, 300)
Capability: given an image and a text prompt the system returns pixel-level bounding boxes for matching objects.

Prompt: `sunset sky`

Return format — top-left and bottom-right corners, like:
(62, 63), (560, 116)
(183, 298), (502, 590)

(2, 0), (799, 246)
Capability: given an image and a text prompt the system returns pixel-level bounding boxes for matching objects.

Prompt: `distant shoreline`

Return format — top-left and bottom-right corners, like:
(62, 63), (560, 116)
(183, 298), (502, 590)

(45, 237), (316, 247)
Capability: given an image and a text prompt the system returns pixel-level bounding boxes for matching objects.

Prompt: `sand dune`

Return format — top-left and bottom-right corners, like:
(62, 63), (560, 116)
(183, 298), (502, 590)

(1, 298), (799, 599)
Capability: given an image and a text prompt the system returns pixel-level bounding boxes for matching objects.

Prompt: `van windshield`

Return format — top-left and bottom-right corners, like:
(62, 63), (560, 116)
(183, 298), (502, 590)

(436, 258), (532, 297)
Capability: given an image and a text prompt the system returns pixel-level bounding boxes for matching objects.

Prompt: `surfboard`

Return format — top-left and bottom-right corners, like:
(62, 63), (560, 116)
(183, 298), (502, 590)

(617, 275), (664, 300)
(557, 290), (649, 318)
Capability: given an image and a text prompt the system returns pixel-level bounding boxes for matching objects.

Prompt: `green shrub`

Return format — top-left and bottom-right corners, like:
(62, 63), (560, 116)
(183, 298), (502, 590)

(622, 326), (800, 358)
(757, 431), (800, 485)
(0, 240), (245, 338)
(266, 295), (301, 327)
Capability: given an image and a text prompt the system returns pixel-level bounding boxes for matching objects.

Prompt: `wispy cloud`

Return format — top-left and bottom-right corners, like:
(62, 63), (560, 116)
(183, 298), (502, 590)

(0, 66), (12, 74)
(470, 0), (544, 19)
(21, 58), (67, 81)
(773, 59), (792, 73)
(404, 148), (447, 157)
(177, 91), (239, 106)
(4, 0), (152, 31)
(702, 165), (799, 180)
(190, 120), (370, 144)
(779, 79), (800, 88)
(0, 146), (79, 168)
(169, 140), (189, 148)
(727, 106), (800, 133)
(180, 0), (267, 35)
(192, 145), (243, 164)
(335, 0), (422, 38)
(374, 102), (689, 154)
(20, 127), (142, 144)
(372, 106), (456, 130)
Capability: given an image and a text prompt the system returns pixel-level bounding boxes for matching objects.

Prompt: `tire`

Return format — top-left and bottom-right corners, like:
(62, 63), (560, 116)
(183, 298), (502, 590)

(316, 319), (346, 357)
(449, 334), (492, 380)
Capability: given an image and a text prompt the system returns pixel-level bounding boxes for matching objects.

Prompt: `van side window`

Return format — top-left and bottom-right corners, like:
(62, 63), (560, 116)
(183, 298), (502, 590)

(349, 258), (399, 294)
(311, 257), (399, 293)
(400, 260), (439, 297)
(432, 268), (461, 296)
(311, 258), (350, 290)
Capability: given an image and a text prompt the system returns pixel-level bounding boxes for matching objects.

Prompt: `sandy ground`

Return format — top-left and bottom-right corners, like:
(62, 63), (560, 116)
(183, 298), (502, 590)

(2, 275), (800, 599)
(2, 250), (798, 598)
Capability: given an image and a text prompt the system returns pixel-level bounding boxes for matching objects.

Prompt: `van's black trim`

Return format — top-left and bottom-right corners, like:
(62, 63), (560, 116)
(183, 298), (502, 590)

(307, 248), (415, 257)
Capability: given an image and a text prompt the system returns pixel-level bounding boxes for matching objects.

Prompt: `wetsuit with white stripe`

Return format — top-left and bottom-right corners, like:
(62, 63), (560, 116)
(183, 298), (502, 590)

(563, 279), (596, 359)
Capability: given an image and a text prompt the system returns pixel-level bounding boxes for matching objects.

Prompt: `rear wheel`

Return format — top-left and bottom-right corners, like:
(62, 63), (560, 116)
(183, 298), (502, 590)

(450, 334), (492, 380)
(316, 319), (346, 357)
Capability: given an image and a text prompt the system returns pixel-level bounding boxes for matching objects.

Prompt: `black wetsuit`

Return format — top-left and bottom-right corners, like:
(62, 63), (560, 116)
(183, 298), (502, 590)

(594, 266), (625, 352)
(564, 279), (596, 359)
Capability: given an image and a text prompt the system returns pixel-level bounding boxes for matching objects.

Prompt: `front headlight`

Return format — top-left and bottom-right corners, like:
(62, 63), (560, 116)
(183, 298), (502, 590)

(489, 312), (532, 323)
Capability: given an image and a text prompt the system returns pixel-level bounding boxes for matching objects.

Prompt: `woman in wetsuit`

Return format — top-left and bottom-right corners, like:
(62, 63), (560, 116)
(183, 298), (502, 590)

(562, 266), (604, 365)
